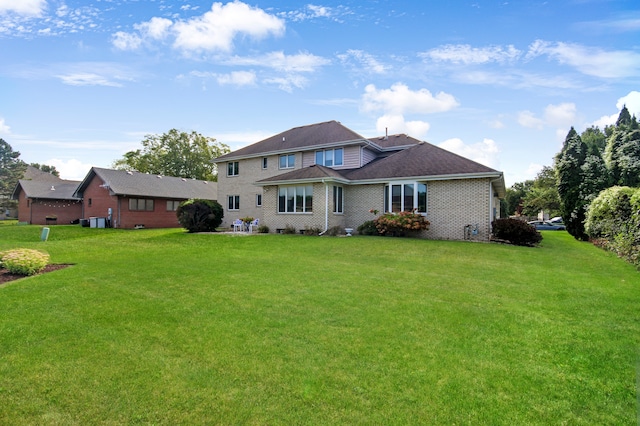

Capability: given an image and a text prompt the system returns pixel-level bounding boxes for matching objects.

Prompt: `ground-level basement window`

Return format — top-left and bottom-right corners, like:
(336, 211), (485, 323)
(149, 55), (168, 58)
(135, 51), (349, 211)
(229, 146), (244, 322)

(129, 198), (154, 211)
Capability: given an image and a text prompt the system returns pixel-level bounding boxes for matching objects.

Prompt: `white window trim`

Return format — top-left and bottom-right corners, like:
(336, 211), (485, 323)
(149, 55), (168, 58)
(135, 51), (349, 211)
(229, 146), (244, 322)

(278, 185), (313, 214)
(315, 148), (344, 167)
(228, 195), (240, 211)
(227, 161), (239, 176)
(279, 154), (295, 169)
(384, 181), (427, 214)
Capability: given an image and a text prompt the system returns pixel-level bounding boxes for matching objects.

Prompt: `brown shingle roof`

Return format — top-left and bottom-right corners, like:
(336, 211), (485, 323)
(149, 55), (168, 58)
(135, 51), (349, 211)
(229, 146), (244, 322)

(346, 142), (499, 180)
(256, 164), (350, 184)
(215, 121), (368, 161)
(75, 168), (217, 200)
(14, 179), (81, 200)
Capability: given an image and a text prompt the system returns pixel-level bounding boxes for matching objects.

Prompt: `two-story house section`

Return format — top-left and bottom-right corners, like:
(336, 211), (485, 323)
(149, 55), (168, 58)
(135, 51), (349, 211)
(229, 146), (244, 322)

(213, 120), (506, 241)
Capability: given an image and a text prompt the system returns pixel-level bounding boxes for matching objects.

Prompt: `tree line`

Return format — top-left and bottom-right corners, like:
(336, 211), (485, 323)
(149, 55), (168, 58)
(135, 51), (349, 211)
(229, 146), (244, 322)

(504, 105), (640, 263)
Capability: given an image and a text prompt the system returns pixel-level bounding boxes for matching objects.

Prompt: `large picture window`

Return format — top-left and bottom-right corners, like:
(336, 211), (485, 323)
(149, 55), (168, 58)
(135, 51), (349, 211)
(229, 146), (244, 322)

(315, 148), (343, 167)
(279, 154), (295, 169)
(333, 186), (343, 213)
(166, 200), (181, 211)
(384, 182), (427, 213)
(129, 198), (154, 211)
(278, 185), (313, 213)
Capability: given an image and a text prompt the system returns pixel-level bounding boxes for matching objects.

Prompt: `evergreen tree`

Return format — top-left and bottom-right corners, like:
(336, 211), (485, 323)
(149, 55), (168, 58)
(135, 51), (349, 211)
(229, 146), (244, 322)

(30, 163), (60, 177)
(0, 139), (27, 211)
(617, 129), (640, 187)
(556, 131), (588, 240)
(579, 152), (610, 206)
(581, 126), (607, 155)
(616, 105), (632, 127)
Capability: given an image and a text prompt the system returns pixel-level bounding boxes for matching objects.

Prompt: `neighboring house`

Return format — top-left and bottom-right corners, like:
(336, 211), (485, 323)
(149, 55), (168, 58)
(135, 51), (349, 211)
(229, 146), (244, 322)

(12, 166), (82, 225)
(73, 167), (218, 229)
(213, 120), (506, 241)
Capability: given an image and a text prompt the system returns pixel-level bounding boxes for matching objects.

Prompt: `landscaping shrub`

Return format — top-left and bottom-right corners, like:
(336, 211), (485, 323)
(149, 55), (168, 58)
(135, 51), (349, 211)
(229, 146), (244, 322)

(585, 186), (640, 267)
(357, 220), (378, 235)
(256, 224), (270, 234)
(0, 248), (50, 276)
(374, 211), (430, 237)
(303, 226), (322, 236)
(491, 218), (542, 246)
(282, 225), (297, 234)
(176, 199), (223, 233)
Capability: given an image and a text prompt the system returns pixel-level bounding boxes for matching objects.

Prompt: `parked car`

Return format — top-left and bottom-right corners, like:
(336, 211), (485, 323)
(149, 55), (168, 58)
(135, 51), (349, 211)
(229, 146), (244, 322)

(548, 216), (564, 225)
(527, 220), (566, 231)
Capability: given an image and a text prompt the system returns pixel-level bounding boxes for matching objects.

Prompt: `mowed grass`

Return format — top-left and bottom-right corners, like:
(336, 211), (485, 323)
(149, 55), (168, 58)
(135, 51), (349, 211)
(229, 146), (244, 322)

(0, 225), (638, 425)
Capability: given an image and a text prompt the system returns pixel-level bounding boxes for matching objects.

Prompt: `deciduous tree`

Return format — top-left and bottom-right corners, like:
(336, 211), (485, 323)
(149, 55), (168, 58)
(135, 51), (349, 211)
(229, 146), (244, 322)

(0, 139), (27, 211)
(113, 129), (230, 181)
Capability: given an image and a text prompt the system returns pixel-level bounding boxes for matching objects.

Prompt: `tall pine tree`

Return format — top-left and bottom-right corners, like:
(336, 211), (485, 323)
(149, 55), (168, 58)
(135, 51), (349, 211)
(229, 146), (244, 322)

(0, 139), (27, 211)
(556, 130), (588, 240)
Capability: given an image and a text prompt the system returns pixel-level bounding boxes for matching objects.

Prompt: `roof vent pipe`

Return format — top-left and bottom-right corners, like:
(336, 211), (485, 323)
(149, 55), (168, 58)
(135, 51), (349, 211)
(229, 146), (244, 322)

(385, 127), (388, 140)
(283, 136), (285, 142)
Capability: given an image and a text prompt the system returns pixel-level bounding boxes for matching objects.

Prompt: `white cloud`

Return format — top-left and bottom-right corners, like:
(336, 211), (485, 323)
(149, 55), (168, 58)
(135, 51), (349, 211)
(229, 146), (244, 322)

(111, 31), (143, 51)
(280, 4), (345, 22)
(46, 158), (94, 181)
(438, 137), (500, 169)
(263, 74), (308, 92)
(544, 103), (576, 127)
(616, 90), (640, 117)
(337, 49), (389, 74)
(526, 39), (640, 79)
(216, 70), (257, 86)
(172, 1), (285, 52)
(488, 119), (505, 129)
(516, 103), (576, 130)
(226, 51), (330, 73)
(591, 90), (640, 128)
(361, 83), (459, 115)
(112, 1), (284, 54)
(0, 0), (46, 16)
(422, 44), (521, 64)
(375, 114), (430, 140)
(56, 73), (123, 87)
(517, 110), (544, 129)
(0, 117), (10, 134)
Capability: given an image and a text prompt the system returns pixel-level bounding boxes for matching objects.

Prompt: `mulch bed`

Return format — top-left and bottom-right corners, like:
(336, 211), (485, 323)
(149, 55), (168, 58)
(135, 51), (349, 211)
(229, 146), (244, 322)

(0, 264), (71, 286)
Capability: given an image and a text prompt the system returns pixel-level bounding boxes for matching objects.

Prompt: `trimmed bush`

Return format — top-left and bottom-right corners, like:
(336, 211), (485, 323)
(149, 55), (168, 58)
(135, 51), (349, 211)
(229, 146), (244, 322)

(176, 199), (224, 233)
(374, 211), (430, 237)
(256, 224), (270, 234)
(282, 225), (297, 235)
(357, 220), (378, 236)
(585, 186), (640, 267)
(0, 248), (50, 276)
(491, 218), (542, 246)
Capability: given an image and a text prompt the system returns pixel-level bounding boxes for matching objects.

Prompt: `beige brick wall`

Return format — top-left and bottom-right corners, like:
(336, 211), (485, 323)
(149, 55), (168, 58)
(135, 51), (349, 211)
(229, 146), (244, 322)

(218, 154), (302, 228)
(343, 178), (495, 241)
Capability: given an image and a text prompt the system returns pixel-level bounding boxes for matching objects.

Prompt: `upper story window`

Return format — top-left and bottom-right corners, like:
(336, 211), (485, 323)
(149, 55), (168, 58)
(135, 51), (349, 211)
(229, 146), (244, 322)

(262, 157), (268, 169)
(227, 161), (239, 176)
(384, 182), (427, 213)
(279, 154), (295, 169)
(315, 148), (343, 167)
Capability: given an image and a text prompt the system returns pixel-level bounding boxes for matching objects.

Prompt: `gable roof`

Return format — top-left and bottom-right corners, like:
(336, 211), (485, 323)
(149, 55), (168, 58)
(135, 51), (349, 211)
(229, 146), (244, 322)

(214, 120), (370, 161)
(13, 179), (81, 200)
(74, 167), (217, 200)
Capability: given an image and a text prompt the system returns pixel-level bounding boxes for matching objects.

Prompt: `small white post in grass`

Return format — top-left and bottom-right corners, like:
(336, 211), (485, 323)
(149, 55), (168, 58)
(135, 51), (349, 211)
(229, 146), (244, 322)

(40, 227), (50, 241)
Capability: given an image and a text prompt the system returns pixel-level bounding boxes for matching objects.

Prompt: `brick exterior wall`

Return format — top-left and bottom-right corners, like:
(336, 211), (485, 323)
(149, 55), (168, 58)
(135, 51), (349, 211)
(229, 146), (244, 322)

(16, 188), (82, 225)
(82, 174), (190, 229)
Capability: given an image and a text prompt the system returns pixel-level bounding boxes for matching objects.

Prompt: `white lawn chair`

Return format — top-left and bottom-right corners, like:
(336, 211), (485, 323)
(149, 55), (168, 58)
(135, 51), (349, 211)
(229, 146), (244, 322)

(232, 219), (244, 232)
(248, 218), (259, 233)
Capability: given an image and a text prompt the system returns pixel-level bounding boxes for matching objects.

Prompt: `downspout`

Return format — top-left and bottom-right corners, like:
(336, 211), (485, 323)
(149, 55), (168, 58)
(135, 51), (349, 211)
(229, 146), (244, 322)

(319, 179), (329, 235)
(488, 177), (502, 238)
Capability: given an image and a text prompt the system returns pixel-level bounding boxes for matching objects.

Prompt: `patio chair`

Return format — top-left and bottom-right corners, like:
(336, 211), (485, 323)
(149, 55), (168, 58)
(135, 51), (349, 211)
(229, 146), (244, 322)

(232, 219), (244, 232)
(248, 218), (259, 233)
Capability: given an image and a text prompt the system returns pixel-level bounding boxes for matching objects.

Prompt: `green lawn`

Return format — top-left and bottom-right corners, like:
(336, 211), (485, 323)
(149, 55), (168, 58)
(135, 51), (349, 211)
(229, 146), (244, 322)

(0, 225), (638, 425)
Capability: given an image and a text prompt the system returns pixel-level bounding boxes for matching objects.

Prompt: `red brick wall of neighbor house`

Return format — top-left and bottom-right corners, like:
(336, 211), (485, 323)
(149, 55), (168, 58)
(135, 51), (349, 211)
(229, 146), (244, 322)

(15, 187), (82, 225)
(117, 196), (181, 229)
(82, 176), (119, 223)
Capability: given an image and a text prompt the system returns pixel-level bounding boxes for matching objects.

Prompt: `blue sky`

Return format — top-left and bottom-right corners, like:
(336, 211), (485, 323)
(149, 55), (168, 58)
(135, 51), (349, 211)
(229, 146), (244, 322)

(1, 0), (639, 186)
